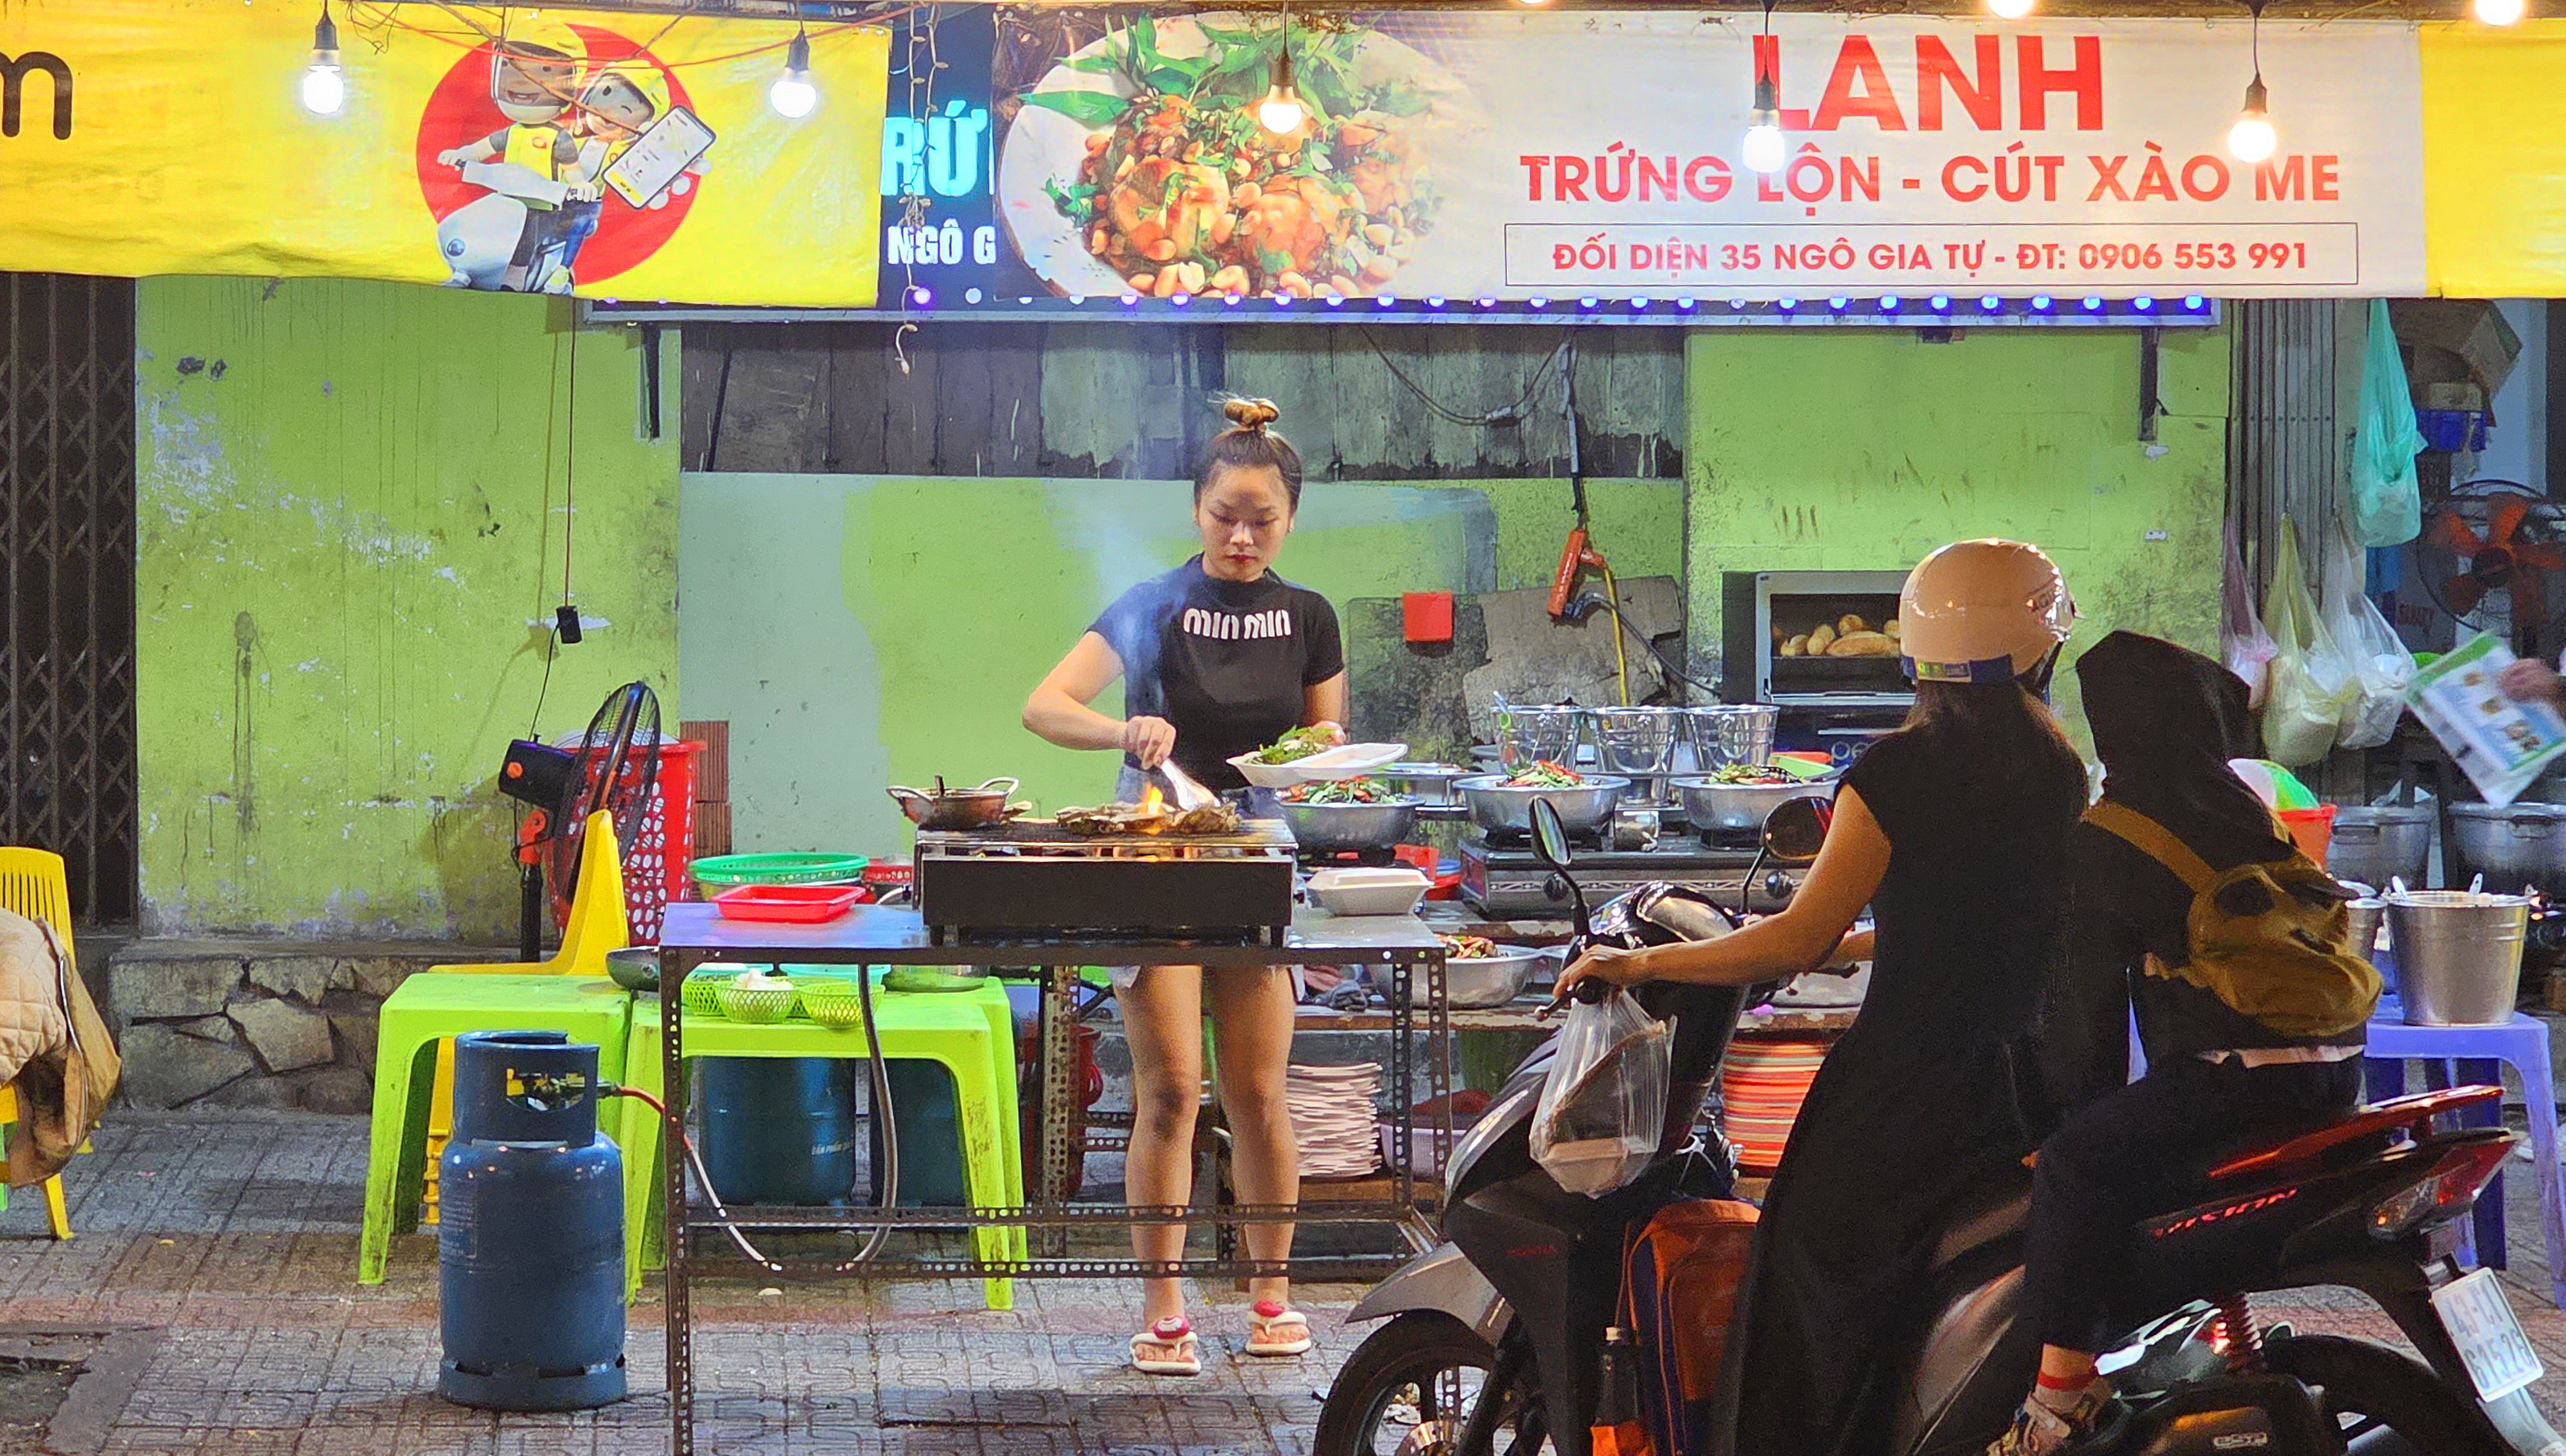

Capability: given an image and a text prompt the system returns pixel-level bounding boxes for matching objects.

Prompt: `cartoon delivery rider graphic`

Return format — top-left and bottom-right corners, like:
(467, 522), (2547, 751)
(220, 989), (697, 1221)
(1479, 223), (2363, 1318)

(433, 19), (592, 293)
(557, 59), (710, 277)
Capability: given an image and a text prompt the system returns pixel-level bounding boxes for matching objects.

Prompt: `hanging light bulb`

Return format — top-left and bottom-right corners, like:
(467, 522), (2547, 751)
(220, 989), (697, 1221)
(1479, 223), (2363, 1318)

(1743, 73), (1786, 174)
(2227, 75), (2275, 162)
(2475, 0), (2528, 23)
(1259, 44), (1305, 135)
(1986, 0), (2037, 17)
(1742, 2), (1785, 174)
(2227, 3), (2274, 163)
(770, 26), (817, 118)
(302, 1), (343, 115)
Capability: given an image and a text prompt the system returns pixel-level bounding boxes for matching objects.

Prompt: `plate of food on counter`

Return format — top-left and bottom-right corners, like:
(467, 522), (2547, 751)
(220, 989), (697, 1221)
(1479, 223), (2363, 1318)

(997, 13), (1469, 302)
(1230, 726), (1409, 787)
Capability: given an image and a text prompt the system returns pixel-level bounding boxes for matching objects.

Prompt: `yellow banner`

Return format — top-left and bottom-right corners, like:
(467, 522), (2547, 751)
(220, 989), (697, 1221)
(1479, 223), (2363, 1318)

(2423, 19), (2566, 298)
(0, 1), (887, 305)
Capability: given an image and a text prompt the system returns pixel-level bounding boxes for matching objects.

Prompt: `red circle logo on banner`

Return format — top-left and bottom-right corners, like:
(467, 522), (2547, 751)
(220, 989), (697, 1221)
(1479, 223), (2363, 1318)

(415, 24), (698, 288)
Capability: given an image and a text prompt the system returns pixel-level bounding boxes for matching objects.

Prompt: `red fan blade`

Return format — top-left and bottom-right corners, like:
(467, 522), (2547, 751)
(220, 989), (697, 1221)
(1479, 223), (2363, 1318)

(2516, 543), (2566, 573)
(2489, 495), (2534, 549)
(2431, 509), (2489, 555)
(2446, 573), (2490, 616)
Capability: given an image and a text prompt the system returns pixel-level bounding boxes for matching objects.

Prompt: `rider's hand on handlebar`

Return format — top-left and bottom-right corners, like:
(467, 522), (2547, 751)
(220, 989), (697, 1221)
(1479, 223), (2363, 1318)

(1549, 945), (1648, 1008)
(1817, 927), (1874, 976)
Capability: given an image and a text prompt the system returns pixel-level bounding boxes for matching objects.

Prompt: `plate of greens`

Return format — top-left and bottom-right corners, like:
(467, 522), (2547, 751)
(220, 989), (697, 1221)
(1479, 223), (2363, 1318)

(1231, 732), (1408, 788)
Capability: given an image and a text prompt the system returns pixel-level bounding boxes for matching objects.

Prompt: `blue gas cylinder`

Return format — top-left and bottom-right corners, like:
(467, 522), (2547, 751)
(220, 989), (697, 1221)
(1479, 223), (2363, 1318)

(696, 1057), (860, 1206)
(437, 1030), (626, 1411)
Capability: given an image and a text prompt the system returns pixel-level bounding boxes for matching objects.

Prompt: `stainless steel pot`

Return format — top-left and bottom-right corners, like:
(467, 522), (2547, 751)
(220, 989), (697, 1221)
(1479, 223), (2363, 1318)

(2386, 890), (2528, 1026)
(1673, 775), (1839, 835)
(1685, 705), (1779, 774)
(886, 776), (1025, 831)
(1278, 796), (1421, 852)
(1495, 705), (1587, 770)
(1385, 944), (1542, 1009)
(2446, 801), (2566, 899)
(1591, 707), (1687, 780)
(1454, 774), (1630, 836)
(2327, 806), (2434, 894)
(1374, 763), (1472, 805)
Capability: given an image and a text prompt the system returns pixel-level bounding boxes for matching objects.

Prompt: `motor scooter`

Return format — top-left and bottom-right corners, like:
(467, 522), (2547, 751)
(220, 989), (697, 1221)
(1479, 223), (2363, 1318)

(438, 159), (580, 294)
(1316, 798), (2566, 1456)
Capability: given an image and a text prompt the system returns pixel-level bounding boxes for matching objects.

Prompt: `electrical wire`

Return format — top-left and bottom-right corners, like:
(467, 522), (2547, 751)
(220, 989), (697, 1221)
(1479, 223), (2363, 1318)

(1356, 326), (1569, 430)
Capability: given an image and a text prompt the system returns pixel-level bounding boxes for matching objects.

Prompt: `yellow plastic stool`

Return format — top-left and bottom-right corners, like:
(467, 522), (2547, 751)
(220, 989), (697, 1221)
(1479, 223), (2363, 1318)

(358, 973), (632, 1285)
(626, 973), (1023, 1310)
(0, 847), (81, 1239)
(417, 814), (631, 1218)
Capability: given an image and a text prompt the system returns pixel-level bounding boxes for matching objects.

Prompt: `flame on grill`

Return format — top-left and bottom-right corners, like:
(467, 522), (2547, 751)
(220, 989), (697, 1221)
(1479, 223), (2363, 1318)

(1141, 784), (1166, 815)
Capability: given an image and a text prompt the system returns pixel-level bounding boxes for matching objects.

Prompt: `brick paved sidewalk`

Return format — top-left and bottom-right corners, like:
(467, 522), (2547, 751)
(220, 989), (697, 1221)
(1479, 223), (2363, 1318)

(6, 1110), (2566, 1454)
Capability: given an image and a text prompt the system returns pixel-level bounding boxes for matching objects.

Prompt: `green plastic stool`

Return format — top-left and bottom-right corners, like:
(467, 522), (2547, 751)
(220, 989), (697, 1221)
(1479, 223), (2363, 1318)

(358, 973), (633, 1286)
(623, 974), (1024, 1310)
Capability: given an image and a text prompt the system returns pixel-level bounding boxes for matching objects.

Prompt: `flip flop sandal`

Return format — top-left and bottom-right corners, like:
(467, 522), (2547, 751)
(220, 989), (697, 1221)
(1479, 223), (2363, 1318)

(1244, 1301), (1313, 1358)
(1130, 1316), (1202, 1376)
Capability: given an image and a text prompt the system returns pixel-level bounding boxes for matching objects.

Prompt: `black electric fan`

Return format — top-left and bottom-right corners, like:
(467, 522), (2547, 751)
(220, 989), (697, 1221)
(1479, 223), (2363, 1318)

(498, 682), (662, 960)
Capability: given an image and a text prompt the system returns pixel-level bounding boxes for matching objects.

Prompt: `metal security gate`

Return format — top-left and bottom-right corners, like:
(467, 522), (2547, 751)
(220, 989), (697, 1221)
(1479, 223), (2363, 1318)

(0, 273), (138, 924)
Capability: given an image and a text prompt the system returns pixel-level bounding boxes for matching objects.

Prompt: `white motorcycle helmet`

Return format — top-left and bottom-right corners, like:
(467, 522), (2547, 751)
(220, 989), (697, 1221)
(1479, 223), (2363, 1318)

(1898, 539), (2077, 685)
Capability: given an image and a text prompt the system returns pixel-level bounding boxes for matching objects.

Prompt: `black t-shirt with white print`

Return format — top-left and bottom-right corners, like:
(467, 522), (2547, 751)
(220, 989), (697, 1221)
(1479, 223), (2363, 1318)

(1091, 556), (1344, 794)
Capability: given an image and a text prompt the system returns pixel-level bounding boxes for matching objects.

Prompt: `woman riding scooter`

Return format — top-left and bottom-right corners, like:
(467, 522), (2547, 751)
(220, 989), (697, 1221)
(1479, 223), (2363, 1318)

(1984, 631), (2381, 1456)
(1557, 539), (2089, 1456)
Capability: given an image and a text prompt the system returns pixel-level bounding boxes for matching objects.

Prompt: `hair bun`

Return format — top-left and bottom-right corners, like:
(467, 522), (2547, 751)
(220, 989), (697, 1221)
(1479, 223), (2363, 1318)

(1222, 397), (1281, 432)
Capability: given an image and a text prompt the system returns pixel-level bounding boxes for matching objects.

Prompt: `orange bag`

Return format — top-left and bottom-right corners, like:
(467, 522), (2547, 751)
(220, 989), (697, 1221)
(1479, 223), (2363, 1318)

(1614, 1199), (1761, 1455)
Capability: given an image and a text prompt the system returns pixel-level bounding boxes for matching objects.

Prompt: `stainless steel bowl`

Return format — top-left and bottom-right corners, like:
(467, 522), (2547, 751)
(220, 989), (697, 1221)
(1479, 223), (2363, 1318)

(1386, 944), (1543, 1009)
(1674, 775), (1838, 835)
(1278, 796), (1421, 851)
(1592, 707), (1688, 779)
(1454, 774), (1631, 836)
(1374, 763), (1473, 805)
(1495, 705), (1588, 770)
(1685, 705), (1779, 773)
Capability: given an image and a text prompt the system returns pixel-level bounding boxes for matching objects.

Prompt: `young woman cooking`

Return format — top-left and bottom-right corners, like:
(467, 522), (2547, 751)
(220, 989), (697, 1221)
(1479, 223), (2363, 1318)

(1554, 540), (2089, 1456)
(1982, 632), (2378, 1456)
(1022, 398), (1347, 1376)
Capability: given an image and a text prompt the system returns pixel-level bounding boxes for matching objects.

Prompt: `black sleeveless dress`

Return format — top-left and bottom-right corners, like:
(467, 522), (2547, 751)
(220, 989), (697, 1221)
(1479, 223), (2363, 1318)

(1713, 725), (2087, 1456)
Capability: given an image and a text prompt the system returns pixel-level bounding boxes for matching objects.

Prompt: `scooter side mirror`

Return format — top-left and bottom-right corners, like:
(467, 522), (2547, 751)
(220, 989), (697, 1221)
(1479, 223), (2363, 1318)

(1761, 796), (1832, 866)
(1529, 800), (1573, 871)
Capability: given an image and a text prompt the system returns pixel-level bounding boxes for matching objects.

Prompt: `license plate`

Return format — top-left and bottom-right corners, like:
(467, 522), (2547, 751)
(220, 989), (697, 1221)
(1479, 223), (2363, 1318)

(2433, 1267), (2545, 1401)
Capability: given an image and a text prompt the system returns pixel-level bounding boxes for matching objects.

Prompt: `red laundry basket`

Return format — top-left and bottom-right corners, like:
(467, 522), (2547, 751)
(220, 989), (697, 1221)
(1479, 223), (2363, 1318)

(547, 739), (699, 946)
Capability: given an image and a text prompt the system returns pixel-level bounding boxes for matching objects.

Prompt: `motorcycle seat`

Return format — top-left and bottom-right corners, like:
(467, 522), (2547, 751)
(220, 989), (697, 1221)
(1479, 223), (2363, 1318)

(2204, 1084), (2501, 1182)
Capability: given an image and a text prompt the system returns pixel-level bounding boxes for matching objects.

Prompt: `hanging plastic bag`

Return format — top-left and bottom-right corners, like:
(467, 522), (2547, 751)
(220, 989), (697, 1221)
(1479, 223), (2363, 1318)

(2326, 554), (2417, 751)
(2259, 522), (2360, 767)
(2350, 298), (2428, 549)
(2223, 519), (2279, 709)
(1531, 987), (1671, 1196)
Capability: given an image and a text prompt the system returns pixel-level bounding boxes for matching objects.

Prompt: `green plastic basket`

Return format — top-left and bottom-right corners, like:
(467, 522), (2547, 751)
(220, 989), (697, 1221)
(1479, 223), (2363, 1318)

(717, 980), (799, 1024)
(795, 977), (868, 1030)
(679, 973), (729, 1020)
(689, 852), (871, 895)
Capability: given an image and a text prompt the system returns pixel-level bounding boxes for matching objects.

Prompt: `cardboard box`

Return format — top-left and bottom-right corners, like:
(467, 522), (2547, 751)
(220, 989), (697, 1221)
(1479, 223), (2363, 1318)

(2423, 380), (2488, 413)
(2389, 299), (2523, 411)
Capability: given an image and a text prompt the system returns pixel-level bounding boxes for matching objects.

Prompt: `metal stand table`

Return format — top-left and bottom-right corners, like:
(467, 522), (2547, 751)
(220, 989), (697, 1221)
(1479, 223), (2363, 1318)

(653, 902), (1449, 1456)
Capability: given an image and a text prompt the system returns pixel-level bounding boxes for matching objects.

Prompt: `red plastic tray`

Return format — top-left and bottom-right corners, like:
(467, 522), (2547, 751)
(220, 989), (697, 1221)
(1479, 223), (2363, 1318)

(1392, 844), (1464, 900)
(713, 884), (866, 923)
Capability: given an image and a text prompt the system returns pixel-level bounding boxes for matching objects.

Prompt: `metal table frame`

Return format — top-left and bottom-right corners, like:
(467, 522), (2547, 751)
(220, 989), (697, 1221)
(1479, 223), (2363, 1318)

(653, 901), (1450, 1456)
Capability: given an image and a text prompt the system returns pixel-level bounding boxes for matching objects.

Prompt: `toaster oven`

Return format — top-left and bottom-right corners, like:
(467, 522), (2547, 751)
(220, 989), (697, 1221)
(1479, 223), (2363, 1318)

(1721, 570), (1913, 709)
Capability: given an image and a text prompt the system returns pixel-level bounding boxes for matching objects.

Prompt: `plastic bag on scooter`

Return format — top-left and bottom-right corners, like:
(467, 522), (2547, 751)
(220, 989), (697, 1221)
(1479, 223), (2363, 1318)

(1532, 989), (1672, 1197)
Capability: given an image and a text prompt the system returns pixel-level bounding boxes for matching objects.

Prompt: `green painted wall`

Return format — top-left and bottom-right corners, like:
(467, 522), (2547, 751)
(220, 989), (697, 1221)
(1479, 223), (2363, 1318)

(680, 475), (1680, 858)
(1684, 327), (2229, 746)
(137, 278), (679, 940)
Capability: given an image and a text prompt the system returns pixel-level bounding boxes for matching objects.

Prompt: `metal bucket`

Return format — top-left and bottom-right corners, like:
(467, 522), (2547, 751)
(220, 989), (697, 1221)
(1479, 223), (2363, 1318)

(2327, 806), (2433, 893)
(1591, 707), (1687, 779)
(1495, 705), (1586, 770)
(2385, 890), (2528, 1026)
(1686, 705), (1779, 773)
(2446, 802), (2566, 899)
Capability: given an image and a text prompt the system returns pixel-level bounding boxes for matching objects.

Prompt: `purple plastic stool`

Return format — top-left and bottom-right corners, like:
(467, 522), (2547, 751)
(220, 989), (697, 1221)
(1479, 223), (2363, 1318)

(2363, 1009), (2566, 1311)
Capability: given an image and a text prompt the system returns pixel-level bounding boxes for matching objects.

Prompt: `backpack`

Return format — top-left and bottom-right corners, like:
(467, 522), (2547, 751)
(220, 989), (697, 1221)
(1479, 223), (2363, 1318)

(2083, 801), (2382, 1039)
(1600, 1198), (1760, 1456)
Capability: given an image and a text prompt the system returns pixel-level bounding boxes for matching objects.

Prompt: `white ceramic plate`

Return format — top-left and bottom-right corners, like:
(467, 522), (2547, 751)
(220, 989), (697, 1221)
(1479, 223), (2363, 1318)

(1232, 741), (1410, 788)
(996, 14), (1462, 298)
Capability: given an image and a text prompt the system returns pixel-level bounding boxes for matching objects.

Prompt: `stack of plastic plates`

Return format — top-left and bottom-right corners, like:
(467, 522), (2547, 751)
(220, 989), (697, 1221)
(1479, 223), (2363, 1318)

(1285, 1063), (1384, 1179)
(1720, 1039), (1831, 1174)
